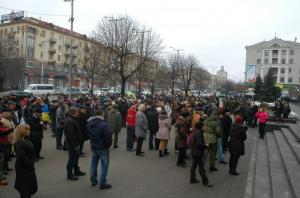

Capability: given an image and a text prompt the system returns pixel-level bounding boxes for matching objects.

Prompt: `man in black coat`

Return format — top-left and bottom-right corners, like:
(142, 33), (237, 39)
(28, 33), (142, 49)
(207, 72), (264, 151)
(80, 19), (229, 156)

(228, 115), (247, 176)
(118, 99), (128, 127)
(146, 105), (159, 150)
(190, 121), (213, 187)
(64, 106), (85, 181)
(28, 107), (44, 161)
(220, 110), (232, 151)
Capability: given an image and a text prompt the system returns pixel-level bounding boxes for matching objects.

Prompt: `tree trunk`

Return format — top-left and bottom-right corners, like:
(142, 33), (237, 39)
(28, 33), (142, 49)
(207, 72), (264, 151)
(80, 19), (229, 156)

(185, 89), (188, 96)
(121, 78), (126, 97)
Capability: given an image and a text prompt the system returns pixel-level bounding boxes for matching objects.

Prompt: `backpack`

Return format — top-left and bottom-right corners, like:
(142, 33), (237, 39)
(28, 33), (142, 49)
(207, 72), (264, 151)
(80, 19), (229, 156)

(187, 132), (196, 148)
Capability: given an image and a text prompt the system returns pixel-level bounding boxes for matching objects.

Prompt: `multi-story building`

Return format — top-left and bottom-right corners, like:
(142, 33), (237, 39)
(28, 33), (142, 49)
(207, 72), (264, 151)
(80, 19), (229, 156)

(209, 74), (221, 90)
(245, 37), (300, 85)
(216, 66), (227, 84)
(0, 15), (100, 89)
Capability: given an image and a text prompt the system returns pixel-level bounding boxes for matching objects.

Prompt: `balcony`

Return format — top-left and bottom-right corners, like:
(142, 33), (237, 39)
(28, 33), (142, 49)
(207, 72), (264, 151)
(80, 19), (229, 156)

(64, 51), (70, 56)
(7, 32), (15, 38)
(49, 48), (56, 54)
(48, 59), (56, 65)
(72, 44), (78, 49)
(65, 42), (71, 48)
(49, 38), (56, 44)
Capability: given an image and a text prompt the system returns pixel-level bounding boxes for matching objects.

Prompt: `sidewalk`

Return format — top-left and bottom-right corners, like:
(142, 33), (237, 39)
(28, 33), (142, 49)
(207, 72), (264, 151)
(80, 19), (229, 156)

(1, 127), (256, 198)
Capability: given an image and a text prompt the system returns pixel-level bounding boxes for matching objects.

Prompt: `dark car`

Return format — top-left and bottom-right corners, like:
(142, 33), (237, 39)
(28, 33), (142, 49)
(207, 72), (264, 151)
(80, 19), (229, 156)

(1, 91), (32, 103)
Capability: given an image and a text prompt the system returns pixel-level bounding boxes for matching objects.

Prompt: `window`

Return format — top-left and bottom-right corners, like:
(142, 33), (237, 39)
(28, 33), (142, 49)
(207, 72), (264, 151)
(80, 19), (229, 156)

(282, 50), (286, 55)
(40, 52), (43, 59)
(280, 68), (285, 74)
(272, 50), (278, 56)
(264, 50), (269, 56)
(289, 68), (292, 73)
(280, 77), (285, 83)
(50, 32), (54, 38)
(17, 27), (20, 33)
(289, 59), (294, 64)
(58, 45), (62, 51)
(257, 50), (262, 56)
(58, 55), (61, 61)
(4, 28), (7, 35)
(281, 59), (286, 64)
(264, 59), (269, 64)
(290, 50), (294, 55)
(272, 58), (278, 64)
(257, 59), (262, 64)
(288, 77), (293, 83)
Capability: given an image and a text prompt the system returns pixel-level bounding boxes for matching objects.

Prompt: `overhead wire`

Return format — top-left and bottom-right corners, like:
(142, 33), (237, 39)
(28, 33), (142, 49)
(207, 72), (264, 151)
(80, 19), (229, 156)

(0, 6), (68, 17)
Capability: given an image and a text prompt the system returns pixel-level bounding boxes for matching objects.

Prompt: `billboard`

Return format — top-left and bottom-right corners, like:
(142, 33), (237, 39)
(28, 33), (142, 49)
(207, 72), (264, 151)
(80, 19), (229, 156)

(246, 64), (256, 83)
(1, 11), (24, 22)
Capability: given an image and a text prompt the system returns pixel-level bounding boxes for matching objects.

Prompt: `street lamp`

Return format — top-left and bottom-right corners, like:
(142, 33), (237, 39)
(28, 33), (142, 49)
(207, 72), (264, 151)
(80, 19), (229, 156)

(64, 0), (74, 98)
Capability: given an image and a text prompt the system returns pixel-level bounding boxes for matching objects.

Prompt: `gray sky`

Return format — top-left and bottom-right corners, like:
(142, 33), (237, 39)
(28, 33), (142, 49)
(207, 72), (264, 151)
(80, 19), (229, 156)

(1, 0), (300, 81)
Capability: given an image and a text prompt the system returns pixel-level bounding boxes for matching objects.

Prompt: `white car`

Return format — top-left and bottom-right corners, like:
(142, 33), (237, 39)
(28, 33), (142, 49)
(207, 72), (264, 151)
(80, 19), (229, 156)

(94, 88), (109, 96)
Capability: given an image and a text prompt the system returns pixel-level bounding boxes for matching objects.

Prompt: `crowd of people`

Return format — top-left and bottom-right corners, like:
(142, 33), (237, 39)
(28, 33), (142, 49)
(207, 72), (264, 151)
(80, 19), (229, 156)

(0, 92), (289, 197)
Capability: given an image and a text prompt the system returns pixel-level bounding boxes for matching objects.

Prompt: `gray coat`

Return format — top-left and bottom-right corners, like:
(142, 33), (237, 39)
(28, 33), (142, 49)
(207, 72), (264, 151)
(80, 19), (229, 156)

(107, 108), (122, 132)
(56, 107), (65, 129)
(135, 111), (148, 138)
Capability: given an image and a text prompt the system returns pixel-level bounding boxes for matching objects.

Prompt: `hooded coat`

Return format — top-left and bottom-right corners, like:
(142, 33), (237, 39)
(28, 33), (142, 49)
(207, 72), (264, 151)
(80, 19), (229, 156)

(156, 114), (171, 140)
(135, 111), (148, 138)
(228, 123), (247, 156)
(86, 116), (113, 150)
(203, 117), (222, 144)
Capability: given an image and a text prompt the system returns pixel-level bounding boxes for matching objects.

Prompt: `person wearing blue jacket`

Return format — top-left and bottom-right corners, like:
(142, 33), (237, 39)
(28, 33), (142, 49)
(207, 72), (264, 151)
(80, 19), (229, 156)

(86, 109), (113, 190)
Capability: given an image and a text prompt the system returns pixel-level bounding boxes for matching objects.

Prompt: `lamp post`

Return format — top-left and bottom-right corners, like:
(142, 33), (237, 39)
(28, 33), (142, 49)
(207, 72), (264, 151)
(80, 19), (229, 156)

(64, 0), (74, 98)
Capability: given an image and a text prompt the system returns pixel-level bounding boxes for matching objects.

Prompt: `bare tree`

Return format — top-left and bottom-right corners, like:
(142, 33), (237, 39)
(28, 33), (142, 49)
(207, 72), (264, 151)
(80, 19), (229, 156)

(179, 55), (199, 96)
(93, 15), (163, 97)
(167, 53), (180, 95)
(82, 40), (106, 96)
(194, 67), (211, 90)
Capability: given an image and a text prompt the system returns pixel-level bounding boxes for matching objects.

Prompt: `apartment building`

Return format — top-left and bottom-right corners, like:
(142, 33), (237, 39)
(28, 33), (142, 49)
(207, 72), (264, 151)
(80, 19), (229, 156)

(0, 16), (99, 89)
(245, 37), (300, 85)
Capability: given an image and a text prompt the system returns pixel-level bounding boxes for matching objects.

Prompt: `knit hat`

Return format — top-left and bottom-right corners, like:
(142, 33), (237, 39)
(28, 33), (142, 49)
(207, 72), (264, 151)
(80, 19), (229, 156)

(234, 115), (243, 124)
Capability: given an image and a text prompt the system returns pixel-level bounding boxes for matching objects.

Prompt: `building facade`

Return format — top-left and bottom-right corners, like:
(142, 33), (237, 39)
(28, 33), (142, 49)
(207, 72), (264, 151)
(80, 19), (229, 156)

(0, 16), (100, 89)
(245, 37), (300, 85)
(216, 65), (227, 84)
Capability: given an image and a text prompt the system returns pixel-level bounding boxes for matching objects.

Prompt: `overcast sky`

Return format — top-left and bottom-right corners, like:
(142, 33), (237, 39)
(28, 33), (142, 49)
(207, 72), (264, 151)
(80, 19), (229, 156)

(2, 0), (300, 81)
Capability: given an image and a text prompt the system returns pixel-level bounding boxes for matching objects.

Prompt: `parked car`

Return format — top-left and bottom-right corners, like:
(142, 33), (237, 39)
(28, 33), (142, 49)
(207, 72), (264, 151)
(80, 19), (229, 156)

(0, 91), (32, 103)
(94, 88), (109, 96)
(24, 84), (55, 95)
(62, 87), (82, 95)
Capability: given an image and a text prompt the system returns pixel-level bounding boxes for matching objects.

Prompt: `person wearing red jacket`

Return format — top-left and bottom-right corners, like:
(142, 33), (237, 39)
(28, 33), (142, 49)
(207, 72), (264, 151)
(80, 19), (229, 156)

(126, 105), (137, 151)
(255, 106), (269, 139)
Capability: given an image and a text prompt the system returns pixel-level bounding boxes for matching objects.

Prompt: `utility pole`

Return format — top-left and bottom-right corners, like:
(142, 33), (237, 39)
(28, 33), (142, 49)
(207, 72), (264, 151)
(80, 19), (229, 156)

(64, 0), (74, 98)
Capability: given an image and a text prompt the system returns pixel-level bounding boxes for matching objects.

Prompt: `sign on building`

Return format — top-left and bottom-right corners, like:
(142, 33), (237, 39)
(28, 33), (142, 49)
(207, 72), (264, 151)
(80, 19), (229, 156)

(1, 11), (24, 22)
(246, 64), (256, 83)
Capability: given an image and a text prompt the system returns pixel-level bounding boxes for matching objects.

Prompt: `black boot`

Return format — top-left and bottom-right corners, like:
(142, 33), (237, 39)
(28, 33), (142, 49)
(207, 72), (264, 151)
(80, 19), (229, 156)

(164, 149), (170, 156)
(159, 150), (163, 157)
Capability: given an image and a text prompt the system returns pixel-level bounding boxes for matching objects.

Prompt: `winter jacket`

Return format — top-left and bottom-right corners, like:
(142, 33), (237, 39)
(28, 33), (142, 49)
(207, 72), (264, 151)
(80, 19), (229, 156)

(191, 112), (201, 130)
(175, 116), (188, 148)
(203, 117), (222, 144)
(0, 127), (13, 151)
(135, 111), (148, 138)
(118, 101), (128, 115)
(156, 114), (171, 140)
(107, 108), (122, 132)
(1, 116), (15, 143)
(14, 138), (38, 196)
(146, 108), (159, 133)
(56, 107), (65, 128)
(64, 115), (82, 148)
(126, 108), (137, 127)
(220, 114), (232, 135)
(86, 116), (113, 150)
(228, 123), (247, 156)
(28, 115), (43, 139)
(255, 111), (269, 124)
(191, 129), (206, 157)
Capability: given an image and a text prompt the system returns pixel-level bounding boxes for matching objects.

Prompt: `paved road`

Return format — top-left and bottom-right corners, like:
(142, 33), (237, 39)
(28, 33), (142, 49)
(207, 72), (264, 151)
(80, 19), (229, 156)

(1, 127), (256, 198)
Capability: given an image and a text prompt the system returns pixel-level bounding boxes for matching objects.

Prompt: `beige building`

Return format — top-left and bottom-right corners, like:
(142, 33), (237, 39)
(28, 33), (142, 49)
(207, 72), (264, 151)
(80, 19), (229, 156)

(245, 37), (300, 85)
(216, 66), (227, 84)
(0, 16), (99, 89)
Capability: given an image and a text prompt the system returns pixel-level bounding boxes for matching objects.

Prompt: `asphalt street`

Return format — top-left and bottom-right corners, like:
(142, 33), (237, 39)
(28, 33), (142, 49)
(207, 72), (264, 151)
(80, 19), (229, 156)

(1, 126), (256, 198)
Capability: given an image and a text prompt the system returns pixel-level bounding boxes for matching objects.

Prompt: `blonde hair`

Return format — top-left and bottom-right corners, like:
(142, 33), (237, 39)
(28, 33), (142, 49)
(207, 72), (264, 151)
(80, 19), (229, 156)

(13, 124), (30, 144)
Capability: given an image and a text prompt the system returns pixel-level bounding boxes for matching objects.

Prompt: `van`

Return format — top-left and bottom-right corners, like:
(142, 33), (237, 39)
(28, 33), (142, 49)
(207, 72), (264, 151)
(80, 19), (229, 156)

(24, 84), (54, 95)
